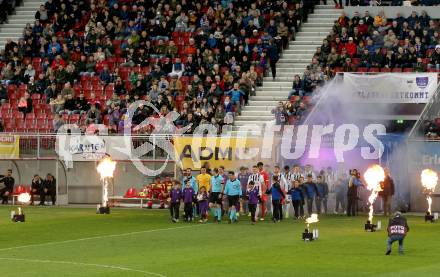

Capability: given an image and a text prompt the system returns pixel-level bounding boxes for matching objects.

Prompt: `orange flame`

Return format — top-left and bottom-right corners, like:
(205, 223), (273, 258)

(97, 157), (116, 207)
(421, 169), (438, 214)
(97, 157), (116, 179)
(421, 169), (438, 191)
(364, 165), (385, 222)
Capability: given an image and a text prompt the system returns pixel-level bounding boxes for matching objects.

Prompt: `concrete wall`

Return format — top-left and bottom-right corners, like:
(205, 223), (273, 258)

(0, 160), (175, 204)
(344, 6), (437, 18)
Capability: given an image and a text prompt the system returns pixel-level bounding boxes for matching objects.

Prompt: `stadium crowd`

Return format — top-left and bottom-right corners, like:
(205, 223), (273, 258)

(275, 9), (440, 126)
(0, 0), (316, 134)
(134, 162), (395, 223)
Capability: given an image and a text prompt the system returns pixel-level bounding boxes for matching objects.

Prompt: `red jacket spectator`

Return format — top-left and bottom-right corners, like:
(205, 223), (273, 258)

(358, 21), (369, 36)
(51, 57), (66, 69)
(184, 45), (197, 55)
(345, 39), (357, 57)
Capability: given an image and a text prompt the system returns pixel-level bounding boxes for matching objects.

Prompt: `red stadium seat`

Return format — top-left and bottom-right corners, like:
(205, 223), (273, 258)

(13, 185), (26, 195)
(13, 111), (24, 119)
(124, 187), (138, 198)
(36, 118), (47, 126)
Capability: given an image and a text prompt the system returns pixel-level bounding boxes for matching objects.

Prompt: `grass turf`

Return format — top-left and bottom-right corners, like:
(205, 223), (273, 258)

(0, 206), (439, 277)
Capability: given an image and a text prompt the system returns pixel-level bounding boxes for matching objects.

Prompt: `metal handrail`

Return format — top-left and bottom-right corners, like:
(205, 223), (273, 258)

(408, 82), (440, 139)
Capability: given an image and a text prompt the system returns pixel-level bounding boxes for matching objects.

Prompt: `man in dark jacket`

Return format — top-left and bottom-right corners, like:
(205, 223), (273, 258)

(316, 175), (329, 214)
(304, 174), (318, 215)
(335, 174), (348, 214)
(347, 169), (362, 216)
(43, 173), (56, 205)
(267, 41), (279, 80)
(266, 175), (285, 223)
(0, 169), (15, 204)
(386, 212), (409, 255)
(30, 174), (44, 205)
(380, 169), (395, 217)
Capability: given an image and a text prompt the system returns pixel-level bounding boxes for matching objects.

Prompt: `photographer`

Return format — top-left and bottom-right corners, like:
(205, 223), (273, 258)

(347, 169), (363, 217)
(0, 169), (14, 204)
(386, 212), (409, 255)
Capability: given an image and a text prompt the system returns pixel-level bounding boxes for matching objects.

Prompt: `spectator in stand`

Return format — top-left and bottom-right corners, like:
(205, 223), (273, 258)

(60, 93), (78, 115)
(0, 0), (316, 134)
(53, 114), (64, 132)
(345, 37), (357, 57)
(359, 49), (371, 69)
(99, 64), (112, 85)
(268, 40), (280, 81)
(85, 104), (101, 124)
(226, 83), (245, 114)
(0, 84), (8, 103)
(18, 92), (33, 115)
(272, 101), (288, 127)
(342, 58), (355, 72)
(429, 45), (440, 70)
(288, 75), (303, 99)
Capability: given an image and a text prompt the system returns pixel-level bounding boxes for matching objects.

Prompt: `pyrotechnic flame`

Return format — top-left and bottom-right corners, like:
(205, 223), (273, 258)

(97, 157), (116, 207)
(364, 165), (385, 222)
(305, 214), (319, 224)
(17, 193), (31, 204)
(421, 169), (438, 214)
(421, 169), (438, 192)
(427, 196), (433, 214)
(97, 157), (116, 179)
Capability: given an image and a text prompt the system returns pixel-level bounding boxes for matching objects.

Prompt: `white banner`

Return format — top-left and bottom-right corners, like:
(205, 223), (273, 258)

(56, 135), (159, 162)
(343, 73), (438, 104)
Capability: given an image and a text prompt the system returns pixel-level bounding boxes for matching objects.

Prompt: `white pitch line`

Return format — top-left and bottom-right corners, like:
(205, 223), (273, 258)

(0, 257), (166, 277)
(0, 224), (205, 252)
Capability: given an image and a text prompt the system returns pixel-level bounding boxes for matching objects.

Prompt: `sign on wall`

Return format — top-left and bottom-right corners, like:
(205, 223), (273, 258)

(0, 135), (19, 159)
(343, 73), (438, 104)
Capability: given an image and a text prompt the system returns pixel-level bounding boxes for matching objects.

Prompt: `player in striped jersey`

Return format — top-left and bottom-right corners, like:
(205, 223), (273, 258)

(304, 164), (317, 181)
(282, 165), (293, 218)
(248, 165), (264, 221)
(291, 164), (304, 182)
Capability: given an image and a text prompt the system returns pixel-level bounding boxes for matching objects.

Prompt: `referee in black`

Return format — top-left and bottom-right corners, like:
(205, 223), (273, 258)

(0, 169), (15, 204)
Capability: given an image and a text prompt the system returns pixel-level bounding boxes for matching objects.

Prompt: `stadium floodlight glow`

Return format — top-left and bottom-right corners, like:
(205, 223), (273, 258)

(303, 214), (319, 242)
(421, 169), (438, 222)
(96, 156), (116, 214)
(11, 193), (31, 222)
(364, 164), (385, 231)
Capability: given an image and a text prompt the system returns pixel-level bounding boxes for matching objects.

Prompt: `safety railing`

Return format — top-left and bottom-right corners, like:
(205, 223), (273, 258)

(408, 82), (440, 140)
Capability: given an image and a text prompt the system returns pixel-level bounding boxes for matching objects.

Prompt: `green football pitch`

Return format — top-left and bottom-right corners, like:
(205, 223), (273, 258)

(0, 206), (439, 277)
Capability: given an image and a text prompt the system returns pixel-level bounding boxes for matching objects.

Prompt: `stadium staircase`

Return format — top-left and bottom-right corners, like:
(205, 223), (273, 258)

(0, 0), (45, 49)
(233, 4), (340, 131)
